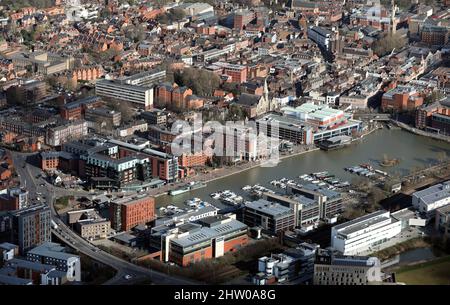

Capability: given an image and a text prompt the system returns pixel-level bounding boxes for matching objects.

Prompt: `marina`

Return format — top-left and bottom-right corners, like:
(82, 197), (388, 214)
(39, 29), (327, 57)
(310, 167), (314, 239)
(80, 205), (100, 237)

(169, 181), (207, 196)
(345, 163), (390, 180)
(156, 129), (450, 209)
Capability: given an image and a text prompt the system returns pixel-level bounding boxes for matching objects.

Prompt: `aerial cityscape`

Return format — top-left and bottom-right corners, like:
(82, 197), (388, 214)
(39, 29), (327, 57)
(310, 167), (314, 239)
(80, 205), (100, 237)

(0, 0), (449, 290)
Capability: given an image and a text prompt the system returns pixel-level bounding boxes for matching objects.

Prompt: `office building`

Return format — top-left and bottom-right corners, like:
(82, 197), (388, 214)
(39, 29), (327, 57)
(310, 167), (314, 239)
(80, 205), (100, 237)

(331, 210), (402, 256)
(412, 181), (450, 217)
(26, 242), (81, 282)
(257, 103), (362, 145)
(95, 79), (154, 110)
(76, 219), (110, 240)
(67, 208), (111, 240)
(110, 195), (155, 232)
(288, 184), (344, 221)
(9, 204), (51, 255)
(243, 199), (295, 235)
(314, 249), (382, 285)
(168, 215), (248, 266)
(255, 242), (319, 285)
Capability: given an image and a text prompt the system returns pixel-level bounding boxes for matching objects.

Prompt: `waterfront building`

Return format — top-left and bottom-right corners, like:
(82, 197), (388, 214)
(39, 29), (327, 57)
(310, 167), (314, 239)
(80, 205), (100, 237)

(243, 199), (295, 235)
(288, 184), (344, 221)
(110, 195), (155, 232)
(412, 181), (450, 217)
(263, 192), (320, 229)
(26, 242), (81, 282)
(381, 85), (424, 112)
(314, 248), (382, 285)
(256, 103), (362, 145)
(417, 97), (450, 134)
(331, 210), (402, 255)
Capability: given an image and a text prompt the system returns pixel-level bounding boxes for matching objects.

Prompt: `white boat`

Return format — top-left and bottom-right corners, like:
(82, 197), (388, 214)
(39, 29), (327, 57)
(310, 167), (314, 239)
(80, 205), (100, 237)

(242, 185), (252, 191)
(312, 180), (320, 184)
(211, 193), (220, 199)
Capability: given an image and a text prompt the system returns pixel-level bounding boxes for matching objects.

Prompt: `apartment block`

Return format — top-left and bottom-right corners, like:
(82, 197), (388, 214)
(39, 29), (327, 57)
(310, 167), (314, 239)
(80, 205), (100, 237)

(110, 195), (155, 231)
(9, 204), (51, 255)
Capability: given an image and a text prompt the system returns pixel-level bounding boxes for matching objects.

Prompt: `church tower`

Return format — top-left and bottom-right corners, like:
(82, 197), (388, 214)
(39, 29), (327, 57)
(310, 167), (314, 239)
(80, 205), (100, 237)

(391, 0), (397, 35)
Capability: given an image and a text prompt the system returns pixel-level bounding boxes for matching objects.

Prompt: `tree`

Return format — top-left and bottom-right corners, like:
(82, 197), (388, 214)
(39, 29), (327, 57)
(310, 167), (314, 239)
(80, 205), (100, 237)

(424, 91), (445, 105)
(110, 100), (135, 122)
(372, 33), (408, 57)
(124, 24), (146, 44)
(174, 68), (220, 96)
(157, 8), (186, 24)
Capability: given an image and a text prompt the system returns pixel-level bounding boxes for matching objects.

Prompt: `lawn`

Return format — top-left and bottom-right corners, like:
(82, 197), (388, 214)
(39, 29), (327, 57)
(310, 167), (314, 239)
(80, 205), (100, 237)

(395, 256), (450, 285)
(54, 196), (71, 212)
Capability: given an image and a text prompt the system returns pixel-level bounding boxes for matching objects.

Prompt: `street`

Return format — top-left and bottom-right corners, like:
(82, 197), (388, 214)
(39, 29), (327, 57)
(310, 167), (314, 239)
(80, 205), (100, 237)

(10, 150), (199, 285)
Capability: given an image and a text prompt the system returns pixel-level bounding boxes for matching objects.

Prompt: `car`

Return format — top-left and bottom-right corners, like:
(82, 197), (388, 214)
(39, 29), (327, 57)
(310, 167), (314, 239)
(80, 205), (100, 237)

(124, 274), (132, 280)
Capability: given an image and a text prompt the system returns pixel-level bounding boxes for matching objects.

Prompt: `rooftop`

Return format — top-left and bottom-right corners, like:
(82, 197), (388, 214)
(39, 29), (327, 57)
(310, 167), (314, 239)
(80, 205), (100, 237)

(171, 217), (247, 248)
(413, 181), (450, 206)
(333, 210), (395, 237)
(245, 199), (294, 218)
(27, 242), (79, 261)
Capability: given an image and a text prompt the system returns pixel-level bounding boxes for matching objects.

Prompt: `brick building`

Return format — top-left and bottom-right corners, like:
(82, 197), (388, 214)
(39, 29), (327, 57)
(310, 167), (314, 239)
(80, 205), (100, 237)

(421, 25), (449, 46)
(110, 195), (155, 232)
(381, 86), (424, 112)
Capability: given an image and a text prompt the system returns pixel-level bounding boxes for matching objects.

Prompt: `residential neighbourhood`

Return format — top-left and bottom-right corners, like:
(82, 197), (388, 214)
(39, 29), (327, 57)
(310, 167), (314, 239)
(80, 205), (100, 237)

(0, 0), (448, 290)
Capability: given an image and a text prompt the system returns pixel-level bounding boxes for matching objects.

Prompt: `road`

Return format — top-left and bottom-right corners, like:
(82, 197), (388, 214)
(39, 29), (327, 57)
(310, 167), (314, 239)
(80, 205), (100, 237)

(10, 151), (199, 285)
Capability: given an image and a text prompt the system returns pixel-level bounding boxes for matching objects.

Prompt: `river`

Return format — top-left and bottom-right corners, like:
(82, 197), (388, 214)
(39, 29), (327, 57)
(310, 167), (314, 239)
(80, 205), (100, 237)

(156, 128), (450, 208)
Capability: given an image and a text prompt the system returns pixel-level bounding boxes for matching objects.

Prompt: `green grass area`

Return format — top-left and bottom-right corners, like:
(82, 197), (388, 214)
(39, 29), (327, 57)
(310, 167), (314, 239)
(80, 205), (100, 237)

(54, 196), (71, 211)
(395, 256), (450, 285)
